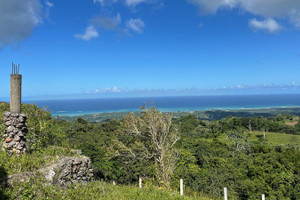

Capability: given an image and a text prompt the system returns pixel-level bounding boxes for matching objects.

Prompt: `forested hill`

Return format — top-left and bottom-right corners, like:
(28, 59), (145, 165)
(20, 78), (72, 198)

(54, 107), (300, 123)
(0, 102), (299, 199)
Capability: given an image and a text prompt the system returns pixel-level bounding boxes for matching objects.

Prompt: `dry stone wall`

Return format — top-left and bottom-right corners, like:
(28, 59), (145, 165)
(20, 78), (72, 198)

(2, 112), (27, 155)
(1, 156), (94, 187)
(43, 156), (94, 186)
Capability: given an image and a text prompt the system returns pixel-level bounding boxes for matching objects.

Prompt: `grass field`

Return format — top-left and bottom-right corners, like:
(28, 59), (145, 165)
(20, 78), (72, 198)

(248, 131), (300, 145)
(2, 178), (217, 200)
(217, 131), (300, 146)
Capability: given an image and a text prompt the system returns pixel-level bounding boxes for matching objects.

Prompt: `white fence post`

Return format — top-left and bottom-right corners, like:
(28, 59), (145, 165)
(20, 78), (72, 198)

(139, 177), (142, 188)
(224, 187), (228, 200)
(180, 179), (183, 196)
(262, 194), (265, 200)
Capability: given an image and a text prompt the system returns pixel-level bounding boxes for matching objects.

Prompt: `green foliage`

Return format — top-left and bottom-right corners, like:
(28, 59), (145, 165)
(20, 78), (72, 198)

(1, 102), (300, 199)
(172, 149), (201, 190)
(21, 104), (69, 151)
(63, 118), (128, 182)
(0, 102), (9, 146)
(0, 146), (74, 175)
(0, 102), (69, 152)
(174, 131), (300, 199)
(53, 108), (300, 199)
(4, 177), (211, 200)
(176, 115), (204, 134)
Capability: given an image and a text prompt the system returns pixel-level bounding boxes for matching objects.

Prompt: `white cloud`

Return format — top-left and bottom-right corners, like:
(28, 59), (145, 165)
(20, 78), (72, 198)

(219, 82), (300, 91)
(126, 0), (163, 7)
(94, 86), (122, 94)
(240, 0), (300, 18)
(93, 0), (104, 4)
(187, 0), (300, 29)
(236, 84), (244, 89)
(0, 0), (43, 48)
(289, 9), (300, 28)
(93, 0), (119, 6)
(46, 1), (54, 7)
(75, 26), (99, 41)
(81, 14), (145, 38)
(126, 0), (146, 6)
(86, 82), (300, 97)
(187, 0), (238, 14)
(107, 86), (122, 93)
(93, 0), (157, 7)
(249, 18), (282, 33)
(95, 89), (100, 93)
(91, 14), (122, 30)
(126, 18), (145, 33)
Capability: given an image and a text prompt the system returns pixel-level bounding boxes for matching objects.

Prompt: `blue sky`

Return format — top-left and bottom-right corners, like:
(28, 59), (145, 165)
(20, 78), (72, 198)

(0, 0), (300, 100)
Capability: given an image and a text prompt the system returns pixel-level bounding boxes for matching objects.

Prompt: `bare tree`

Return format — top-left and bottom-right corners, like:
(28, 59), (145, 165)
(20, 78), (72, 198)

(248, 118), (252, 132)
(122, 106), (180, 186)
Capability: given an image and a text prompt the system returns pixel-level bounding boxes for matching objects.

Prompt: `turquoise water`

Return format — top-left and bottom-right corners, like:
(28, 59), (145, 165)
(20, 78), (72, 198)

(25, 94), (300, 116)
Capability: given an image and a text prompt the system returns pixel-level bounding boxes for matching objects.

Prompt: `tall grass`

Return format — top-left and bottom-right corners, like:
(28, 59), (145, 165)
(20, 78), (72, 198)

(4, 178), (215, 200)
(0, 146), (74, 175)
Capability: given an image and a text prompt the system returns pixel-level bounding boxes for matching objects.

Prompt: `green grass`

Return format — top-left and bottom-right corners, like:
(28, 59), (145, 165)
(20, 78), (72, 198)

(0, 146), (75, 175)
(0, 146), (217, 200)
(248, 131), (300, 145)
(215, 131), (300, 147)
(2, 178), (215, 200)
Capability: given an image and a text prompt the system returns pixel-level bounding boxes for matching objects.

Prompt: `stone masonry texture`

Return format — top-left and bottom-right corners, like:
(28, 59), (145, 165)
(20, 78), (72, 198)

(43, 156), (94, 186)
(2, 112), (27, 155)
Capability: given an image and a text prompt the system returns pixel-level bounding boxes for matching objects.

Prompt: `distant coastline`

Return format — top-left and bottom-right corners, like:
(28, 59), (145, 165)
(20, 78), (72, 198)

(53, 107), (300, 123)
(24, 94), (300, 117)
(50, 105), (300, 117)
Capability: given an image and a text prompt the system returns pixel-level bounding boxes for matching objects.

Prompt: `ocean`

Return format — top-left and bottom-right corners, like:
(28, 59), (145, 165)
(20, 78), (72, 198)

(24, 94), (300, 116)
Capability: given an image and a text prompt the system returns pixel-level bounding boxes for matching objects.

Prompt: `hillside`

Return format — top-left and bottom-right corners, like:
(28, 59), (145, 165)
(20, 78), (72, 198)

(0, 103), (215, 200)
(1, 102), (299, 199)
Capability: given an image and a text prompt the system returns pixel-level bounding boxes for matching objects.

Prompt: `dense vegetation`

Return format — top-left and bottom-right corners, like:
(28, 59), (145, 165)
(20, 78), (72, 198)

(0, 102), (299, 199)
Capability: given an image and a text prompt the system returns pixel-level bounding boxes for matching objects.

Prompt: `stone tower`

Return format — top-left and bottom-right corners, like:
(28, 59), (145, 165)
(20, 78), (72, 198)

(2, 63), (28, 155)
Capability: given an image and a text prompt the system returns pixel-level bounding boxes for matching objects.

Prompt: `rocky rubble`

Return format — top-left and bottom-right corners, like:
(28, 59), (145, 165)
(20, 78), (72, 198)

(1, 156), (94, 187)
(42, 156), (94, 186)
(2, 112), (27, 155)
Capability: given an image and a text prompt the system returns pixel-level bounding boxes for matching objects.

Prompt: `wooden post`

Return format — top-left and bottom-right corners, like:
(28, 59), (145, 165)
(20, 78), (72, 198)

(262, 194), (265, 200)
(224, 187), (228, 200)
(139, 177), (142, 188)
(180, 179), (183, 196)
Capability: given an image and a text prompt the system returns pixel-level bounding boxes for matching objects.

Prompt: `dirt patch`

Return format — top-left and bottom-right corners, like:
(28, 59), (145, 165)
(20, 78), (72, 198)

(285, 121), (298, 126)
